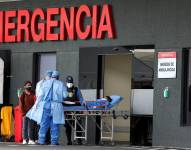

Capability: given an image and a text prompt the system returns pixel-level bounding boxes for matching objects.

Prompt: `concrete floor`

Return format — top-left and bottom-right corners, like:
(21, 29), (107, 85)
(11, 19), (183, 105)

(0, 143), (189, 150)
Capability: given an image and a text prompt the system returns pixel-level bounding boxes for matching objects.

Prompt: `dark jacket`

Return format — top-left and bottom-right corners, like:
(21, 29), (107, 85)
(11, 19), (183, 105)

(19, 91), (35, 116)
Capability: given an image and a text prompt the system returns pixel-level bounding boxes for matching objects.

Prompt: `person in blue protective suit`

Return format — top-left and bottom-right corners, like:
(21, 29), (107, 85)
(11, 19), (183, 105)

(38, 71), (68, 145)
(34, 70), (53, 143)
(36, 70), (53, 97)
(64, 76), (84, 145)
(27, 70), (68, 145)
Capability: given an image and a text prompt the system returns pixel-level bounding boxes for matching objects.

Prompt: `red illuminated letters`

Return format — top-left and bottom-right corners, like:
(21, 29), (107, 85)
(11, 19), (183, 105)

(5, 11), (17, 42)
(31, 8), (45, 42)
(0, 11), (3, 42)
(17, 10), (30, 42)
(0, 4), (115, 43)
(76, 5), (91, 40)
(60, 7), (75, 40)
(46, 8), (59, 41)
(92, 5), (99, 39)
(97, 4), (114, 39)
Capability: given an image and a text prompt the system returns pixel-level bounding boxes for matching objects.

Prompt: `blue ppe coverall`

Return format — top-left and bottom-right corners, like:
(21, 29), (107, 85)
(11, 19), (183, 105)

(30, 79), (67, 145)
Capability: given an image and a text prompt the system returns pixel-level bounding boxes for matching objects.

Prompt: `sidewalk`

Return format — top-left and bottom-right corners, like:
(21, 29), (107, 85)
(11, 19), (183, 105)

(0, 143), (190, 150)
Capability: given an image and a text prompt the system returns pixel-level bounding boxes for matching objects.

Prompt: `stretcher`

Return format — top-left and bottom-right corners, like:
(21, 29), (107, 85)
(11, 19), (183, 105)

(63, 95), (130, 145)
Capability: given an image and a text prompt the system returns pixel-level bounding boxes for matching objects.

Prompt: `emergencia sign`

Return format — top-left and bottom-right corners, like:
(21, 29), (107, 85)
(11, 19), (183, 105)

(0, 4), (115, 42)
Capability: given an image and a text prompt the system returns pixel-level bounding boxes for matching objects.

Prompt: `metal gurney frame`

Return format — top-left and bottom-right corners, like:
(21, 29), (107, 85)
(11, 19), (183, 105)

(64, 106), (130, 145)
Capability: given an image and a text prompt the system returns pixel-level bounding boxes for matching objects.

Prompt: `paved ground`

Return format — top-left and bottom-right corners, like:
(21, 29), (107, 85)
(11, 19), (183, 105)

(0, 143), (189, 150)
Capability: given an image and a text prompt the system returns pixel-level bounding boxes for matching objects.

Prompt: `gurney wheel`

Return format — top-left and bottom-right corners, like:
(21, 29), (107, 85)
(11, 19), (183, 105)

(73, 140), (78, 145)
(111, 141), (115, 146)
(82, 140), (88, 145)
(99, 141), (104, 146)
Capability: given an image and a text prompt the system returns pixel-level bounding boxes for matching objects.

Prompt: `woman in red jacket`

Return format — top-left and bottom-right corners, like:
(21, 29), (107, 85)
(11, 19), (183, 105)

(19, 81), (36, 145)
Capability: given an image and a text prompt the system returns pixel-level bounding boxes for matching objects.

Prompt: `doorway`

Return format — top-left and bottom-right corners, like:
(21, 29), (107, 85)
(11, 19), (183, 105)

(79, 46), (155, 145)
(103, 54), (132, 142)
(130, 49), (154, 146)
(98, 49), (154, 145)
(0, 58), (4, 104)
(0, 50), (11, 104)
(34, 53), (56, 83)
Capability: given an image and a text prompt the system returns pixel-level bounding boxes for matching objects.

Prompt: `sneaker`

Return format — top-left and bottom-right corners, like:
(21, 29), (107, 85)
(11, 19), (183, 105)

(67, 141), (72, 145)
(51, 143), (59, 146)
(22, 139), (27, 144)
(36, 142), (45, 145)
(28, 140), (36, 145)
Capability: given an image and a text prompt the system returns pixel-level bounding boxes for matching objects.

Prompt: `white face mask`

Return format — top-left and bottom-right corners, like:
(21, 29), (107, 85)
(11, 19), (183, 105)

(67, 83), (73, 88)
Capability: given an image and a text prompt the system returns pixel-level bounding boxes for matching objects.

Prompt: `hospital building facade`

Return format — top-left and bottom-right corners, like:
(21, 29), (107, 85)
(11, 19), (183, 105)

(0, 0), (190, 148)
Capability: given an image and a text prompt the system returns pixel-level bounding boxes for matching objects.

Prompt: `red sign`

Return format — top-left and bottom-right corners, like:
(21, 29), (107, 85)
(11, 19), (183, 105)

(0, 4), (115, 43)
(158, 52), (176, 59)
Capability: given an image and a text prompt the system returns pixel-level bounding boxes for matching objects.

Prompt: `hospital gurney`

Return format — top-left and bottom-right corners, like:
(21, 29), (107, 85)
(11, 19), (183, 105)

(63, 95), (130, 145)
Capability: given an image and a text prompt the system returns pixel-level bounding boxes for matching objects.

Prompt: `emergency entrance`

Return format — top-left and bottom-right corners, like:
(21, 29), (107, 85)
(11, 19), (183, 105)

(34, 53), (56, 82)
(79, 47), (154, 145)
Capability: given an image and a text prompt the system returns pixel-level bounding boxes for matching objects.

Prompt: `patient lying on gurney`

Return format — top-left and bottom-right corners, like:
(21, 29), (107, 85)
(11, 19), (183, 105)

(63, 95), (123, 111)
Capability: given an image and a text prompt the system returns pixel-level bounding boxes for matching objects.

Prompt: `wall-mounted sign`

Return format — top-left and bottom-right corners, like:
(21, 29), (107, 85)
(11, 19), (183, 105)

(158, 52), (176, 78)
(0, 4), (115, 43)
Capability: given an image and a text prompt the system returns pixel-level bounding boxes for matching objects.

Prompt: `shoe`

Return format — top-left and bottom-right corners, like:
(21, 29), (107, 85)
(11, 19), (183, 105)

(28, 140), (36, 145)
(22, 139), (27, 144)
(37, 143), (45, 145)
(51, 143), (59, 146)
(77, 139), (82, 145)
(77, 142), (82, 145)
(67, 141), (72, 145)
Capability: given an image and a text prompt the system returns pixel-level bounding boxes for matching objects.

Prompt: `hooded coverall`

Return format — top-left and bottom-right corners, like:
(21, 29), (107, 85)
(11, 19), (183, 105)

(30, 79), (67, 145)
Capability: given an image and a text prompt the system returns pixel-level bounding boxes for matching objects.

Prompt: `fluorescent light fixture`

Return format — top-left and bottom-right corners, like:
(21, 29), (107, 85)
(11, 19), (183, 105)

(134, 49), (155, 53)
(0, 0), (22, 2)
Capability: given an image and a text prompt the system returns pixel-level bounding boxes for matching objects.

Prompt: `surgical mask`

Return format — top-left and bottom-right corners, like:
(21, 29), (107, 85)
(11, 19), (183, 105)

(24, 85), (32, 91)
(67, 83), (73, 88)
(26, 87), (32, 91)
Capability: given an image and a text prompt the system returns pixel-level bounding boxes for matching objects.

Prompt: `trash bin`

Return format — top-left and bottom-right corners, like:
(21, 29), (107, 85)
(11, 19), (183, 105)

(14, 106), (22, 143)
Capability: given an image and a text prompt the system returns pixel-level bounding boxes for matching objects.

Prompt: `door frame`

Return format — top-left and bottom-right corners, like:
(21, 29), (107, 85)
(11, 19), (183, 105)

(33, 52), (56, 87)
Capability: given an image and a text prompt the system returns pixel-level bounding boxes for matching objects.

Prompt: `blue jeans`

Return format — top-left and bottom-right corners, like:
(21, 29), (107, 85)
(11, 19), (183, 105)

(38, 109), (59, 145)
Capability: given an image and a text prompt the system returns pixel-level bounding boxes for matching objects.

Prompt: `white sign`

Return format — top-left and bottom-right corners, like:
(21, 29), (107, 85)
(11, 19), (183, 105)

(158, 52), (176, 78)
